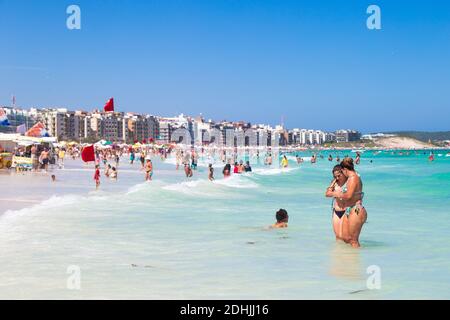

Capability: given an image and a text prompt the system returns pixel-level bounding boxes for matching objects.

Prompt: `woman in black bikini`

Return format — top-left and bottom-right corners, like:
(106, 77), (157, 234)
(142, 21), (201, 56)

(326, 165), (350, 243)
(328, 158), (367, 248)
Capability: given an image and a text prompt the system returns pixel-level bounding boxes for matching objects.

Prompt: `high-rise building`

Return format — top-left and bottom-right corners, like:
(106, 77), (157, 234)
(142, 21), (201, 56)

(335, 130), (361, 143)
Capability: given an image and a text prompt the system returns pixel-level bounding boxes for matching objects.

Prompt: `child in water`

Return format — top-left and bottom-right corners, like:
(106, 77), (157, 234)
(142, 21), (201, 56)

(271, 209), (289, 229)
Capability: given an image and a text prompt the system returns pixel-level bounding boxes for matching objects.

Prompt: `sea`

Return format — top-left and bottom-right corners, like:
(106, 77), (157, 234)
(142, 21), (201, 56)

(1, 149), (449, 299)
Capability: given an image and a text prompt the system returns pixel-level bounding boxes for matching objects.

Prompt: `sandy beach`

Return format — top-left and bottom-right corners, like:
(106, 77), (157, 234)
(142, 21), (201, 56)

(373, 137), (435, 149)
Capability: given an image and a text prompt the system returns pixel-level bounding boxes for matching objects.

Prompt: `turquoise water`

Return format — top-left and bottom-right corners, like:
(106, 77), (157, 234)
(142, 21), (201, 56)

(1, 149), (449, 299)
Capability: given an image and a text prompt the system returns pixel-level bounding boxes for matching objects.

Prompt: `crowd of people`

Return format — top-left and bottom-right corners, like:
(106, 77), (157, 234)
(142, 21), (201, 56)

(11, 141), (371, 248)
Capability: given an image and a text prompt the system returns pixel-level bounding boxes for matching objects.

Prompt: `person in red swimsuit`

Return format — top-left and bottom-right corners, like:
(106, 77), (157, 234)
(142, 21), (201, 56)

(94, 165), (101, 189)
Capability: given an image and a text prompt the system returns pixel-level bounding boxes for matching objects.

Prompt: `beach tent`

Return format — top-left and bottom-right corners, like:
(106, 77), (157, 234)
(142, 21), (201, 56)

(95, 139), (112, 146)
(0, 133), (20, 152)
(25, 122), (50, 138)
(94, 140), (113, 149)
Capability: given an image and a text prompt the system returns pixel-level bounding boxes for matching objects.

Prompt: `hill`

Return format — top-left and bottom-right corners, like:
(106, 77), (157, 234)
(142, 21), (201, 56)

(385, 131), (450, 142)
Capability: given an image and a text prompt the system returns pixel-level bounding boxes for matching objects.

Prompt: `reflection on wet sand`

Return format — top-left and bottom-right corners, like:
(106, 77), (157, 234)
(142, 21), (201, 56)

(329, 242), (364, 281)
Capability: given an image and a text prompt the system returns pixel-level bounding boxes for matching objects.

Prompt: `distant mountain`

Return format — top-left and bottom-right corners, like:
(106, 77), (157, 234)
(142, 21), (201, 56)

(385, 131), (450, 142)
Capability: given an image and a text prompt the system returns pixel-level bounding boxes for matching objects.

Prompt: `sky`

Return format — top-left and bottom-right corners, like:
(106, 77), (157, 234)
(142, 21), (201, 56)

(0, 0), (449, 133)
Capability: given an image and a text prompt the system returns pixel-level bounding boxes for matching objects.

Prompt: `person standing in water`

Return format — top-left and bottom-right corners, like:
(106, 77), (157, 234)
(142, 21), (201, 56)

(222, 163), (231, 178)
(327, 158), (367, 248)
(140, 151), (146, 169)
(145, 159), (153, 181)
(40, 148), (50, 171)
(58, 148), (65, 168)
(208, 164), (214, 181)
(184, 163), (193, 178)
(355, 152), (361, 165)
(233, 162), (239, 174)
(281, 155), (289, 168)
(94, 165), (101, 189)
(244, 161), (252, 172)
(325, 165), (350, 242)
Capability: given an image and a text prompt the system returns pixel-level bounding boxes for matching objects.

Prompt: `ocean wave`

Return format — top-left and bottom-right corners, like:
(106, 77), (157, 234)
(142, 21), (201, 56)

(162, 179), (205, 193)
(125, 180), (166, 195)
(252, 167), (299, 176)
(213, 175), (259, 189)
(1, 194), (88, 220)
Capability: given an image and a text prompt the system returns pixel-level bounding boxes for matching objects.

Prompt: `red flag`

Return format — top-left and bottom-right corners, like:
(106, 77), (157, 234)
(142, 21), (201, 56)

(104, 98), (114, 112)
(81, 145), (96, 162)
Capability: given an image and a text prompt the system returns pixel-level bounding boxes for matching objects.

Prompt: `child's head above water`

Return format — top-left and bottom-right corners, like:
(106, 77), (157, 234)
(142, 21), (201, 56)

(276, 209), (288, 223)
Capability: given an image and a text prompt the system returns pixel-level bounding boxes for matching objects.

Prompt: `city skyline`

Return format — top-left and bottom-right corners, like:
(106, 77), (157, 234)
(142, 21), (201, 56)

(1, 0), (450, 132)
(1, 104), (354, 143)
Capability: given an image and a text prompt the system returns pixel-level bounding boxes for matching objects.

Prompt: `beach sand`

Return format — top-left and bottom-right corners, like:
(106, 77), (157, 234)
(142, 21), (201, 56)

(373, 136), (434, 149)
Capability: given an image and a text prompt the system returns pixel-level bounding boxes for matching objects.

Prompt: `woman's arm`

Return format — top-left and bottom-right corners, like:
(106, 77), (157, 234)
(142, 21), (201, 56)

(332, 175), (357, 200)
(325, 179), (337, 197)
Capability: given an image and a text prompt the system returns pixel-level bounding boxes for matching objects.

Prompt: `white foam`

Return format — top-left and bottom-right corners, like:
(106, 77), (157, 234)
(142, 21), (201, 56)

(213, 175), (259, 189)
(252, 167), (299, 176)
(0, 193), (87, 222)
(163, 179), (204, 192)
(125, 180), (165, 195)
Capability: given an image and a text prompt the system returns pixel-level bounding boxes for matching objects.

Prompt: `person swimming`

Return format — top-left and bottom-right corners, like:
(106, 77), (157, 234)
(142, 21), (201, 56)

(271, 209), (289, 229)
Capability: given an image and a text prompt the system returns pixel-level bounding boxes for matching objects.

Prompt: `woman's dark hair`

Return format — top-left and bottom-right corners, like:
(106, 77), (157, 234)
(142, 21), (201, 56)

(340, 157), (355, 171)
(276, 209), (289, 222)
(332, 164), (343, 174)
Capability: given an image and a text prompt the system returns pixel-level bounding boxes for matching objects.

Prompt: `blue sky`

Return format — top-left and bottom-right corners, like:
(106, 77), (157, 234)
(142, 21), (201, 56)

(1, 0), (449, 132)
